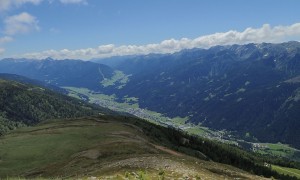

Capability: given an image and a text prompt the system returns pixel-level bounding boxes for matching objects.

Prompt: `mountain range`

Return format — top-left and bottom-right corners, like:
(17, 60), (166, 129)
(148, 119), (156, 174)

(0, 41), (299, 149)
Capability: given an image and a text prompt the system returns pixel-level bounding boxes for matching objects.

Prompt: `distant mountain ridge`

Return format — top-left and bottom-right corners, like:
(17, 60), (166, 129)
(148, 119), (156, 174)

(0, 73), (68, 94)
(1, 41), (300, 148)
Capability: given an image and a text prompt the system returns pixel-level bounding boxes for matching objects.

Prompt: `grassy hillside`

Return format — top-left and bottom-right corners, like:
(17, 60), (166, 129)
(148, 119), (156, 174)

(0, 78), (105, 135)
(0, 115), (299, 179)
(0, 116), (267, 179)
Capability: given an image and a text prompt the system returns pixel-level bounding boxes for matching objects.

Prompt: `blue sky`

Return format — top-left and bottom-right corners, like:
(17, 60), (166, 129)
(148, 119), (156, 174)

(0, 0), (300, 60)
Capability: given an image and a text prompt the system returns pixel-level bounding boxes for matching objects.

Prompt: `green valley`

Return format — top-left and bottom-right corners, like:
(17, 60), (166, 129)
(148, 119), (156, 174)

(64, 86), (300, 163)
(64, 86), (234, 143)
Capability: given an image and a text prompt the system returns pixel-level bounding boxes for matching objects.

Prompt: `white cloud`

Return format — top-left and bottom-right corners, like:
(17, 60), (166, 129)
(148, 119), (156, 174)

(4, 12), (39, 35)
(0, 0), (88, 57)
(0, 0), (42, 12)
(59, 0), (87, 4)
(0, 48), (5, 54)
(16, 23), (300, 60)
(0, 36), (13, 44)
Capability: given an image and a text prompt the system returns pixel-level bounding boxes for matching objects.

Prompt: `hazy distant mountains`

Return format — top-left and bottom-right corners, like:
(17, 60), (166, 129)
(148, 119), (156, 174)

(0, 58), (114, 91)
(1, 41), (300, 148)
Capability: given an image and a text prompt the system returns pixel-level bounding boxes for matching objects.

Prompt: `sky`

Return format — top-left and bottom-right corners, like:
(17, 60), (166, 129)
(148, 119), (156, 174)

(0, 0), (300, 60)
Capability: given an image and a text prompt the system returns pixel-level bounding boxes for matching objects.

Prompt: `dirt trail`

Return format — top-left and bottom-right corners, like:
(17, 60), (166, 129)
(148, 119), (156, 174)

(150, 143), (183, 157)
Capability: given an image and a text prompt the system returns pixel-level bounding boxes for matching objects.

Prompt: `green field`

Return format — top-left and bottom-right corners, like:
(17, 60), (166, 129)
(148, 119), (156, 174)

(272, 165), (300, 179)
(101, 70), (130, 89)
(255, 143), (300, 161)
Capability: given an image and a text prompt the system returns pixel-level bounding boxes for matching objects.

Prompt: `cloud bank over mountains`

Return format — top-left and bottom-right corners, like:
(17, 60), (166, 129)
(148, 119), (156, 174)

(18, 23), (300, 60)
(0, 1), (299, 59)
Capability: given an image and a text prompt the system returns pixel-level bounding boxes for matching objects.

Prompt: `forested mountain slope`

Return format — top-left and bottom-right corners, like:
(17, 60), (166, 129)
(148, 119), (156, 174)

(0, 76), (103, 134)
